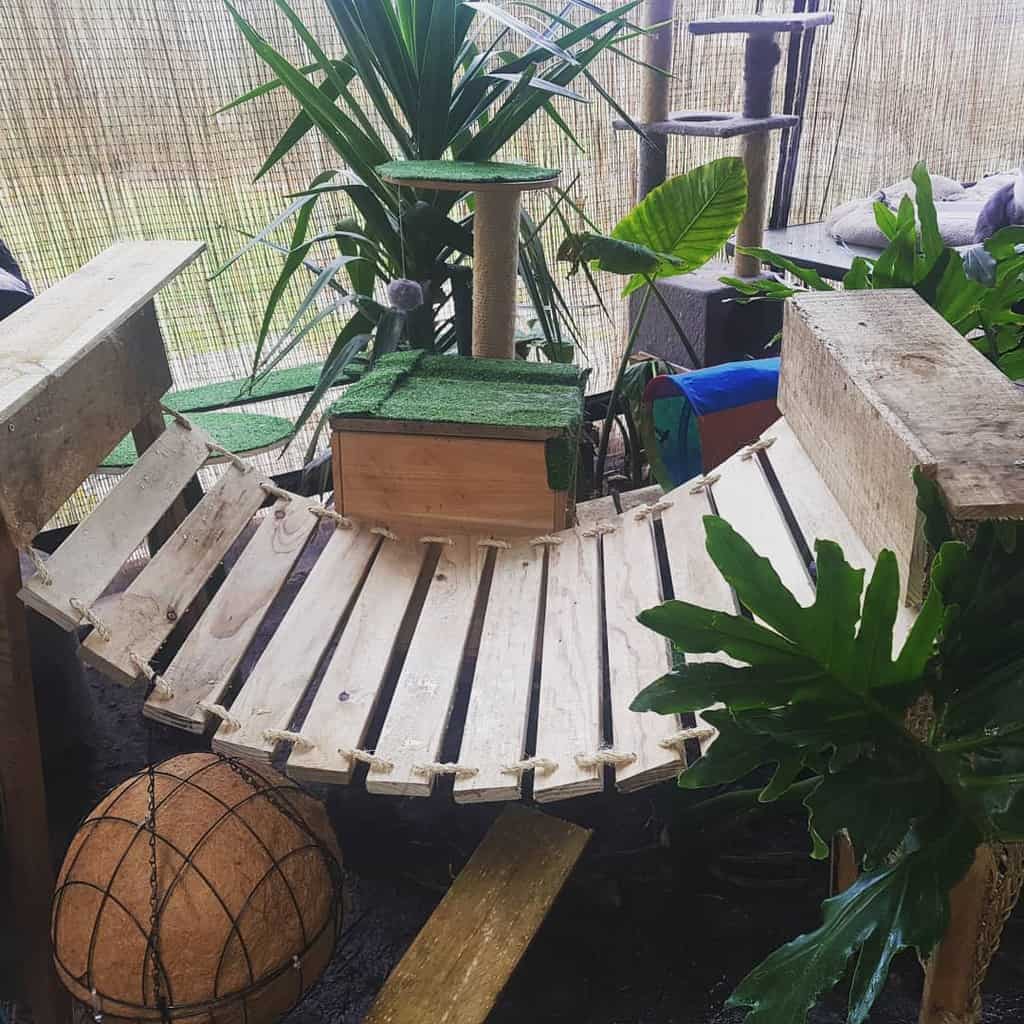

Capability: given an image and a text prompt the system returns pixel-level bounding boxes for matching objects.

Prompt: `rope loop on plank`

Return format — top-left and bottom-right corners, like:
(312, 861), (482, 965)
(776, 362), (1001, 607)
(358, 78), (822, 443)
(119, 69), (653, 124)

(575, 748), (637, 770)
(206, 440), (251, 473)
(530, 534), (563, 547)
(370, 526), (399, 541)
(633, 499), (674, 521)
(309, 504), (353, 529)
(501, 756), (558, 777)
(159, 403), (194, 431)
(128, 651), (174, 701)
(420, 535), (455, 546)
(262, 728), (315, 751)
(739, 436), (776, 461)
(260, 482), (293, 502)
(689, 472), (721, 494)
(68, 597), (112, 642)
(412, 761), (479, 780)
(658, 726), (716, 750)
(582, 521), (617, 538)
(339, 747), (394, 773)
(196, 700), (241, 731)
(477, 538), (511, 549)
(26, 547), (53, 586)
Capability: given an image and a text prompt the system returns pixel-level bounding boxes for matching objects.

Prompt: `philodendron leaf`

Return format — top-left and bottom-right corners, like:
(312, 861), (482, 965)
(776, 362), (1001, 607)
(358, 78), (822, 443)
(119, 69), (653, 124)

(678, 709), (793, 791)
(728, 819), (979, 1024)
(612, 156), (748, 295)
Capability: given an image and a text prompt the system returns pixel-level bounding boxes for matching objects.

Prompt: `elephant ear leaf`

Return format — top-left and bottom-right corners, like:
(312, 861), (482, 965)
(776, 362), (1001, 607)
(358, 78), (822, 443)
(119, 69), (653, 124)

(611, 156), (748, 296)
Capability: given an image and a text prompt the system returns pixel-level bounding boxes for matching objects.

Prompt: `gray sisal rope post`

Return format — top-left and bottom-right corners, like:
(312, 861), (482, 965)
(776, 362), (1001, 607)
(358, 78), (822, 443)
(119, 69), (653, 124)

(636, 0), (675, 201)
(734, 32), (782, 278)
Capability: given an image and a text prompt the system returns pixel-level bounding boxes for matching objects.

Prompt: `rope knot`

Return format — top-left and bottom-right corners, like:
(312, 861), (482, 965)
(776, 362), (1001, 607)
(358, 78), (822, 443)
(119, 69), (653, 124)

(339, 747), (394, 773)
(575, 748), (637, 770)
(262, 728), (315, 751)
(207, 440), (251, 473)
(739, 436), (776, 461)
(196, 700), (241, 731)
(582, 521), (617, 538)
(370, 526), (399, 541)
(501, 756), (558, 777)
(420, 535), (455, 546)
(69, 598), (112, 642)
(129, 652), (174, 701)
(633, 499), (673, 521)
(477, 538), (511, 549)
(260, 482), (293, 502)
(658, 726), (716, 750)
(689, 472), (720, 494)
(159, 403), (194, 431)
(529, 534), (563, 547)
(309, 505), (353, 529)
(412, 761), (479, 780)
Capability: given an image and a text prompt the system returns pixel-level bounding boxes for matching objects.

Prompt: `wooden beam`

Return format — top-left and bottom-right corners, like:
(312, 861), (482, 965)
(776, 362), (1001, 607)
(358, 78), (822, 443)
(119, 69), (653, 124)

(363, 805), (590, 1024)
(0, 523), (69, 1024)
(779, 290), (1024, 602)
(0, 240), (204, 548)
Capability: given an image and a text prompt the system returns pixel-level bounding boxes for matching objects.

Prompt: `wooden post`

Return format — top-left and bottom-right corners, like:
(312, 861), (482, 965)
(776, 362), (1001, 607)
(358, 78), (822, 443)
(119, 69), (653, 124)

(472, 188), (523, 359)
(636, 0), (674, 201)
(919, 846), (993, 1024)
(0, 522), (69, 1023)
(733, 33), (782, 278)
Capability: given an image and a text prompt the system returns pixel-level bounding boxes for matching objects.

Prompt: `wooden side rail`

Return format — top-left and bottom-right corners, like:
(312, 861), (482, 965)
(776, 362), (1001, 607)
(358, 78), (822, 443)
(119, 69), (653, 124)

(0, 240), (204, 1023)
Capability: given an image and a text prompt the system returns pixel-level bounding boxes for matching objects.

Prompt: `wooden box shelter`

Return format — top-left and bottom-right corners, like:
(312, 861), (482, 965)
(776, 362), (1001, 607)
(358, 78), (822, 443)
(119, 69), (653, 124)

(2, 244), (1023, 1023)
(330, 352), (586, 536)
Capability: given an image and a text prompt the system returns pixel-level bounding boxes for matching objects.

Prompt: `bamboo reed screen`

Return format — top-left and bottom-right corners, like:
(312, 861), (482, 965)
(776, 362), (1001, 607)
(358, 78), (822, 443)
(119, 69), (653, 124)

(1, 0), (1022, 525)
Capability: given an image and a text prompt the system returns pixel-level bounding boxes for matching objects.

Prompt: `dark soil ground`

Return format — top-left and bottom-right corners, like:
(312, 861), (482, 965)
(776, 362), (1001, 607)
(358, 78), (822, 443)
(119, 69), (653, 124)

(3, 526), (1024, 1023)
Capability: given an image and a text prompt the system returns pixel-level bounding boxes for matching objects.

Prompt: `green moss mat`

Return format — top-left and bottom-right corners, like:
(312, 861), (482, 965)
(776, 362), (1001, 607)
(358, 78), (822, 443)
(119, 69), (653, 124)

(164, 358), (367, 414)
(377, 159), (559, 186)
(101, 411), (294, 469)
(331, 352), (585, 490)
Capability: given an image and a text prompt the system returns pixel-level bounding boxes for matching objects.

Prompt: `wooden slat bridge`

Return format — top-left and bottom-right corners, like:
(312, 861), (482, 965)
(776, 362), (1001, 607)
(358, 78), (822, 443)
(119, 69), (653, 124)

(19, 410), (896, 804)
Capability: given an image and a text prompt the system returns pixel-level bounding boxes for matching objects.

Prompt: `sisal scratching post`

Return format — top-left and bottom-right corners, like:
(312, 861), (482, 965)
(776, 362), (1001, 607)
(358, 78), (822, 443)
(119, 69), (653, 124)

(472, 188), (523, 359)
(734, 33), (781, 278)
(636, 0), (674, 201)
(377, 160), (559, 360)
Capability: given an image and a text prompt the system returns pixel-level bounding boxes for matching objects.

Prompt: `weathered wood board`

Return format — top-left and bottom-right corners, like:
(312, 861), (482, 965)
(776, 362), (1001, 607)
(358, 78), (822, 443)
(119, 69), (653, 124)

(0, 242), (204, 547)
(212, 524), (379, 760)
(143, 497), (320, 731)
(533, 528), (604, 803)
(366, 537), (486, 796)
(455, 539), (546, 803)
(81, 466), (268, 684)
(285, 536), (428, 785)
(780, 290), (1024, 602)
(19, 419), (212, 630)
(363, 805), (590, 1024)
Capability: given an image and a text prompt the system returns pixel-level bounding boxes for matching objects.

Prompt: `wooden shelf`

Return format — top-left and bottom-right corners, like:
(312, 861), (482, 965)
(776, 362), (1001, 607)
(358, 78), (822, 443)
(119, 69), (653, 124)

(613, 110), (798, 139)
(688, 12), (834, 36)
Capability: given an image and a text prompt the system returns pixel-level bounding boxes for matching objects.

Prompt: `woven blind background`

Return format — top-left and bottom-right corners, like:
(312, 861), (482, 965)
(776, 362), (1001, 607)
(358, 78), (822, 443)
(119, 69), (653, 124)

(1, 0), (1022, 521)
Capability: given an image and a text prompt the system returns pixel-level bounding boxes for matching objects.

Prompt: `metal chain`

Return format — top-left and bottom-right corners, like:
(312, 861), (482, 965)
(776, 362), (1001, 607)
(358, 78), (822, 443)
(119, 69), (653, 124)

(144, 722), (170, 1022)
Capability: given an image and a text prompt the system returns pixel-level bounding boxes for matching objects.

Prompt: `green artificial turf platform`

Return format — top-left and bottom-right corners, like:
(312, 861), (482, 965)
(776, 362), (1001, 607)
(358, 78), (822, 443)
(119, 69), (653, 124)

(330, 352), (585, 491)
(101, 411), (294, 470)
(377, 159), (559, 189)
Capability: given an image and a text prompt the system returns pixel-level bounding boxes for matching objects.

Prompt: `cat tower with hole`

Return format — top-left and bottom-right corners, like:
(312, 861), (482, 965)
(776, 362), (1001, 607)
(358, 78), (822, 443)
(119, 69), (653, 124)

(3, 152), (1024, 1020)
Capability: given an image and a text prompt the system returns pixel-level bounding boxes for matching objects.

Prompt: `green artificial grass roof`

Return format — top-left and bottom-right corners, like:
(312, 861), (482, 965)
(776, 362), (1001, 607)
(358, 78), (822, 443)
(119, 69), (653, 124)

(330, 351), (585, 433)
(377, 159), (559, 187)
(102, 411), (293, 469)
(164, 358), (367, 414)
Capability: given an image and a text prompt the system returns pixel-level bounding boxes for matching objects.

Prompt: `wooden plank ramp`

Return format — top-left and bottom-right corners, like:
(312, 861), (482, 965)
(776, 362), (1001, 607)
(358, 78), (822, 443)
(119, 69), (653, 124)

(602, 507), (682, 792)
(365, 536), (487, 796)
(212, 522), (379, 760)
(454, 538), (546, 804)
(143, 495), (321, 731)
(80, 464), (268, 684)
(285, 533), (429, 784)
(19, 418), (211, 630)
(533, 527), (604, 803)
(363, 804), (590, 1024)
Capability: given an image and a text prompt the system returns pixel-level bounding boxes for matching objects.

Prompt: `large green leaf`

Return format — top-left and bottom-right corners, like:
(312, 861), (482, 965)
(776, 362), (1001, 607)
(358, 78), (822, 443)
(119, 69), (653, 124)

(612, 157), (748, 295)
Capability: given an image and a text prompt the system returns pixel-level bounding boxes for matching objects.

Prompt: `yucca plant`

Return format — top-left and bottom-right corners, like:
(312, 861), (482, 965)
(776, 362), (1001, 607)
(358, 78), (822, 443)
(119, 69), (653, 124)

(216, 0), (654, 443)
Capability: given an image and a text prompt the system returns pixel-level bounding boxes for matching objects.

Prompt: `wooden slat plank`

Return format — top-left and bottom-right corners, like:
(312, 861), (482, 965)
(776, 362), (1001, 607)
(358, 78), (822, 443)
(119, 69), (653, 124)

(285, 536), (429, 784)
(0, 241), (205, 548)
(454, 539), (545, 803)
(80, 465), (269, 684)
(602, 511), (681, 793)
(211, 524), (380, 760)
(363, 805), (590, 1024)
(366, 537), (487, 796)
(757, 419), (915, 643)
(708, 450), (816, 608)
(19, 419), (212, 630)
(142, 497), (321, 732)
(533, 527), (604, 803)
(574, 493), (617, 530)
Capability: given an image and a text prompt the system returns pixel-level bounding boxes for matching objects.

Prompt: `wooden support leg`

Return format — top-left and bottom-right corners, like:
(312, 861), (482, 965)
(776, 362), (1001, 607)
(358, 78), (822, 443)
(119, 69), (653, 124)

(0, 523), (69, 1023)
(471, 189), (523, 360)
(919, 846), (993, 1024)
